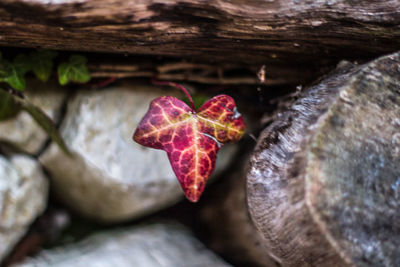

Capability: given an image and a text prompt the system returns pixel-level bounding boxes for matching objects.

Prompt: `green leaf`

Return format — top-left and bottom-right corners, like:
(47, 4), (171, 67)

(4, 66), (26, 91)
(58, 55), (91, 85)
(0, 54), (31, 91)
(0, 89), (22, 121)
(30, 50), (58, 82)
(0, 59), (9, 79)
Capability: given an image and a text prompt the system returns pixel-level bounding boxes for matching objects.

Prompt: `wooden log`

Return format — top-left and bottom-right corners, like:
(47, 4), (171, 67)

(247, 52), (400, 266)
(1, 0), (400, 85)
(200, 149), (278, 267)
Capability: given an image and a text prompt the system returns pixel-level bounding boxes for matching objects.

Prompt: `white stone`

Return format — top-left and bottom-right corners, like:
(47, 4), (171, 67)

(0, 155), (48, 262)
(17, 223), (231, 267)
(40, 83), (237, 222)
(0, 80), (67, 154)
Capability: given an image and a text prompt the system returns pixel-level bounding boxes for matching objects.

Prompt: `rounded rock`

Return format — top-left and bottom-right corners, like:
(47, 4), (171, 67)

(40, 83), (237, 222)
(0, 155), (48, 261)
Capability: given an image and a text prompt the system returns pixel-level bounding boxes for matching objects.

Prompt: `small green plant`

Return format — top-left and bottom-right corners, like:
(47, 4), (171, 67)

(0, 50), (92, 155)
(0, 50), (91, 91)
(30, 50), (58, 82)
(58, 55), (91, 85)
(0, 52), (31, 91)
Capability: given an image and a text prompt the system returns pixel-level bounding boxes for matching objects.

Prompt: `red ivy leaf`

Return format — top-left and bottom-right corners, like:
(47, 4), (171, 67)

(133, 88), (245, 202)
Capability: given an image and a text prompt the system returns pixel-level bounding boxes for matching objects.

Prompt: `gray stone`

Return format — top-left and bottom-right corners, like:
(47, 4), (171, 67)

(40, 83), (237, 222)
(0, 80), (67, 154)
(16, 223), (231, 267)
(0, 155), (49, 262)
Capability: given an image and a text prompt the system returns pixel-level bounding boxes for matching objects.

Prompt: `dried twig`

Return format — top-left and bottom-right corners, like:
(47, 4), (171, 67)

(89, 61), (284, 85)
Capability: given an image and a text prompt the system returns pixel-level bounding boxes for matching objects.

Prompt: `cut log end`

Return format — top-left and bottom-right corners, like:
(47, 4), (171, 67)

(247, 52), (400, 266)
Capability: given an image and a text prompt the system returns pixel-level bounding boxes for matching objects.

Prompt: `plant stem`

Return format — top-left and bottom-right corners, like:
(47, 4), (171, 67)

(151, 78), (196, 111)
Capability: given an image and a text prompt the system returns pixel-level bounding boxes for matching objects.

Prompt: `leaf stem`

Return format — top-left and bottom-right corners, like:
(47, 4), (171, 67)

(152, 78), (196, 111)
(91, 76), (117, 89)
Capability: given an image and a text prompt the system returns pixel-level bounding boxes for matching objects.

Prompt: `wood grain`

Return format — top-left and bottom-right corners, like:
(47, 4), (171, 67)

(0, 0), (400, 85)
(247, 52), (400, 266)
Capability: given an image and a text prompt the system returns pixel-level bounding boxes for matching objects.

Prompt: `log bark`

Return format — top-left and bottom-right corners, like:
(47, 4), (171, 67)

(1, 0), (400, 85)
(247, 52), (400, 266)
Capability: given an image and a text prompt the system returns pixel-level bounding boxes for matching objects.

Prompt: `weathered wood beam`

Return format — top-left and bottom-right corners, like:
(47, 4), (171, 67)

(0, 0), (400, 85)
